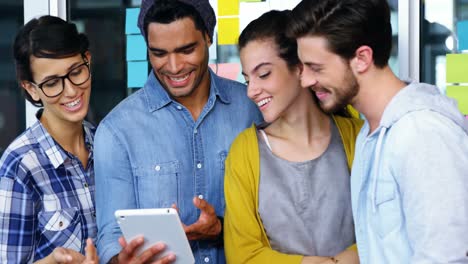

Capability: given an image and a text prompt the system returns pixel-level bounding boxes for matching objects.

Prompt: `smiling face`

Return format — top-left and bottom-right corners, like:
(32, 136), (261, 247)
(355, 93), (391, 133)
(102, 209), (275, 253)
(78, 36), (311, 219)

(23, 53), (91, 125)
(297, 36), (359, 113)
(147, 17), (211, 101)
(240, 39), (302, 123)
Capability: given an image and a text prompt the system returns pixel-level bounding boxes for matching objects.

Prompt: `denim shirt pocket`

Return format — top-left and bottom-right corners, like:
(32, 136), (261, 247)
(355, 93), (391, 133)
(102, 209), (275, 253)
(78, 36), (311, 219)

(38, 207), (82, 251)
(371, 183), (402, 239)
(135, 160), (180, 208)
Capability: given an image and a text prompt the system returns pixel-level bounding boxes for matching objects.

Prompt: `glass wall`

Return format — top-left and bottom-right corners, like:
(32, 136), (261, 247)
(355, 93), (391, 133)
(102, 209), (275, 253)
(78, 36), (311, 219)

(69, 0), (134, 125)
(0, 0), (24, 155)
(421, 0), (468, 117)
(217, 0), (399, 81)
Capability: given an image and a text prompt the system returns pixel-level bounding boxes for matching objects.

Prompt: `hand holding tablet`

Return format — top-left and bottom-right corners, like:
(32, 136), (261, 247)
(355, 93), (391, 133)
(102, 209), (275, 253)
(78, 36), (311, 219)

(115, 208), (195, 264)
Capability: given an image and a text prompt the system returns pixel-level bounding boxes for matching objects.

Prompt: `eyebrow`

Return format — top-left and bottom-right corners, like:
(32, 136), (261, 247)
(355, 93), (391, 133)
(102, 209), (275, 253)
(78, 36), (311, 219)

(302, 61), (322, 67)
(38, 60), (84, 83)
(148, 41), (198, 54)
(241, 62), (272, 76)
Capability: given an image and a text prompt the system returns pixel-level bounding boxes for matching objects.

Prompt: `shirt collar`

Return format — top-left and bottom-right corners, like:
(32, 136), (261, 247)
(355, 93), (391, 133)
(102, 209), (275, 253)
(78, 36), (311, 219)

(31, 109), (95, 169)
(143, 68), (231, 112)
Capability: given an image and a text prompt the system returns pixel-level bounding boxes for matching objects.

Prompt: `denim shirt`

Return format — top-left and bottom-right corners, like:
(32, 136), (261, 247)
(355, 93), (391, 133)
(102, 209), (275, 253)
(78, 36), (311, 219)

(94, 69), (262, 264)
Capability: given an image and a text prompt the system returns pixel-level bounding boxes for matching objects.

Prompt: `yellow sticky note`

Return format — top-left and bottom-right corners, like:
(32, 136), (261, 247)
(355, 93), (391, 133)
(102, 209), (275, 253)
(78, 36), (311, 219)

(446, 54), (468, 83)
(218, 18), (239, 45)
(446, 85), (468, 114)
(218, 0), (239, 16)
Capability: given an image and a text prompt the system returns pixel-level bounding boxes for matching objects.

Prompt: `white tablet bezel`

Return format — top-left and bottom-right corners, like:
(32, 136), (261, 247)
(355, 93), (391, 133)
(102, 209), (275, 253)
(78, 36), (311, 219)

(115, 208), (194, 264)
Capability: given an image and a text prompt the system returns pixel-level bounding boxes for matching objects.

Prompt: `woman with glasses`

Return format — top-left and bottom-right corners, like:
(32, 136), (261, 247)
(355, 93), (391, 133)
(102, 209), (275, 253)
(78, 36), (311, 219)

(0, 16), (98, 263)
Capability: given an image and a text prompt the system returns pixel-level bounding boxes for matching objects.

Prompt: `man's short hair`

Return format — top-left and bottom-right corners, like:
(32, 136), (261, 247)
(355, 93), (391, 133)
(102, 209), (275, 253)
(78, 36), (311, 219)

(288, 0), (392, 68)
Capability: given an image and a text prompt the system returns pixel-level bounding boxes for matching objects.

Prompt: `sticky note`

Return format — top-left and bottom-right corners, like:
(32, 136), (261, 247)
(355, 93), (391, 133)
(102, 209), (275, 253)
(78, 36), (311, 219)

(127, 35), (147, 61)
(446, 85), (468, 114)
(126, 8), (140, 34)
(218, 0), (239, 16)
(446, 54), (468, 83)
(208, 63), (241, 81)
(127, 61), (148, 88)
(457, 20), (468, 51)
(218, 18), (239, 45)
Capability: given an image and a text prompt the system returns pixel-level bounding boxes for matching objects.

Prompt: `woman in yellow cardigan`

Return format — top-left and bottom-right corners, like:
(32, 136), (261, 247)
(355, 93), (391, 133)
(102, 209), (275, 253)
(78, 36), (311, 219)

(224, 10), (363, 264)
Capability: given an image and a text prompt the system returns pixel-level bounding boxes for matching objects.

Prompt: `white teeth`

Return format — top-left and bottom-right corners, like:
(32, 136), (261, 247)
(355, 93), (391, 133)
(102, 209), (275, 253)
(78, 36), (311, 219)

(65, 98), (81, 108)
(169, 74), (189, 82)
(257, 98), (272, 107)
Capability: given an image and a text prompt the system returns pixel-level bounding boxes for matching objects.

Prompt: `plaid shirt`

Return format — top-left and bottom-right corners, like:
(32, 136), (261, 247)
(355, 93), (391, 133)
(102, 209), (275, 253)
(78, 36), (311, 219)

(0, 115), (97, 263)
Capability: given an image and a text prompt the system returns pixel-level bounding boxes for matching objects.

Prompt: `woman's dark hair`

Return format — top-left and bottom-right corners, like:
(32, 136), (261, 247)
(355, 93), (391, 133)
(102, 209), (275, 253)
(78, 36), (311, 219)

(238, 10), (300, 70)
(13, 15), (89, 107)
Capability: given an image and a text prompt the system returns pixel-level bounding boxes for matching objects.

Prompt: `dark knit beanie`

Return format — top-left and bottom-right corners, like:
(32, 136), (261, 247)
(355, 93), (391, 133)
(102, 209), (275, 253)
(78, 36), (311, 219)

(137, 0), (216, 41)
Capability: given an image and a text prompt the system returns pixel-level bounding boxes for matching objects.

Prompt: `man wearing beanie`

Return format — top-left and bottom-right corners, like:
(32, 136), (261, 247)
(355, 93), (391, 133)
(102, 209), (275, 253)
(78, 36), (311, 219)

(94, 0), (262, 263)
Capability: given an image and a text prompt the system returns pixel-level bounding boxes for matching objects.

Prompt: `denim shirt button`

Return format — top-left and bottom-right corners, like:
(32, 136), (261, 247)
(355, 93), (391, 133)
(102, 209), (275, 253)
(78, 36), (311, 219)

(155, 165), (161, 171)
(176, 105), (182, 110)
(198, 194), (204, 200)
(194, 129), (198, 134)
(197, 163), (202, 169)
(204, 257), (210, 263)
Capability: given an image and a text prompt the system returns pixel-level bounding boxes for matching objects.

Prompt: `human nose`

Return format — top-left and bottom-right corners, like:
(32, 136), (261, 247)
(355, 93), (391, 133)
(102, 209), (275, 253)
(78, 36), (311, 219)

(246, 80), (262, 100)
(300, 70), (318, 89)
(62, 78), (79, 97)
(166, 53), (183, 74)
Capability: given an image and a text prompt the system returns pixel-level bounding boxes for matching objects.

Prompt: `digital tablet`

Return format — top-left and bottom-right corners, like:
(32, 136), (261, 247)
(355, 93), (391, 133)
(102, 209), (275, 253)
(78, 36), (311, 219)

(115, 208), (195, 264)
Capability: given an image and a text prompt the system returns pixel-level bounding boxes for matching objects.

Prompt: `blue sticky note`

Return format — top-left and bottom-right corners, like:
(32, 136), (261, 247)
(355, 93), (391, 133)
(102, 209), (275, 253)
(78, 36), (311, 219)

(126, 8), (141, 34)
(457, 20), (468, 51)
(127, 35), (147, 61)
(127, 61), (148, 88)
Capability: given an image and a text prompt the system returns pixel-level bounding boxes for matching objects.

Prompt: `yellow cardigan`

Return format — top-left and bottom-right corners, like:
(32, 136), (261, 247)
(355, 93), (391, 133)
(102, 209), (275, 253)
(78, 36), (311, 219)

(224, 115), (363, 264)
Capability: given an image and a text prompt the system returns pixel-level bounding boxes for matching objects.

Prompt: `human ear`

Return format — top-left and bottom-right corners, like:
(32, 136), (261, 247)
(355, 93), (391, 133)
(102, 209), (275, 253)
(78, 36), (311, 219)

(84, 51), (92, 64)
(205, 32), (212, 47)
(21, 81), (40, 101)
(350, 45), (373, 74)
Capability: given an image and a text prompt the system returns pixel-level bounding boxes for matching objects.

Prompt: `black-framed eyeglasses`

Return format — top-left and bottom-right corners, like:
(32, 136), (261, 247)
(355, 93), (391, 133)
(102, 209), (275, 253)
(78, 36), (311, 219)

(30, 60), (91, 98)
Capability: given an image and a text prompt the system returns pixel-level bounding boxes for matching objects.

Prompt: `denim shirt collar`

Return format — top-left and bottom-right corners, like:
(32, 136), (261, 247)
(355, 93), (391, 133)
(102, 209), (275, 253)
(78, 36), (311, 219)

(143, 68), (231, 112)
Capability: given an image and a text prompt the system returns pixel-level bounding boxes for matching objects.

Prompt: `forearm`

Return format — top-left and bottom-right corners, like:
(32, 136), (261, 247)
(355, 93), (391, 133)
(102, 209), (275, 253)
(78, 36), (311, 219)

(302, 249), (359, 264)
(301, 256), (330, 264)
(33, 254), (55, 264)
(107, 254), (119, 264)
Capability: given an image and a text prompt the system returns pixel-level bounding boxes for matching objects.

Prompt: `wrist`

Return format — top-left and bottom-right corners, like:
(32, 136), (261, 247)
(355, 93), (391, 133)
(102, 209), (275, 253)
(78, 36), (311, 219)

(108, 254), (119, 264)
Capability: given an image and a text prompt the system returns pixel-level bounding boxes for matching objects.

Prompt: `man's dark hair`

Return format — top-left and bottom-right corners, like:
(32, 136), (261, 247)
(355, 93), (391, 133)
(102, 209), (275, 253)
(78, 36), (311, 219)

(143, 0), (211, 43)
(288, 0), (392, 68)
(238, 10), (300, 71)
(13, 15), (89, 106)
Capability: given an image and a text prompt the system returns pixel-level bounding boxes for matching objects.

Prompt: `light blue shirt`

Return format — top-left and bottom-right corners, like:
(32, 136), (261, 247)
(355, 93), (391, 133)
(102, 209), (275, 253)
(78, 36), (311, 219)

(351, 82), (468, 264)
(94, 69), (262, 264)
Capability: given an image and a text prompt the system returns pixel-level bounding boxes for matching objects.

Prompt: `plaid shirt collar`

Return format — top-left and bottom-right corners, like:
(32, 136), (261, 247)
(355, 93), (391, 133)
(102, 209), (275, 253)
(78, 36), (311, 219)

(31, 110), (95, 169)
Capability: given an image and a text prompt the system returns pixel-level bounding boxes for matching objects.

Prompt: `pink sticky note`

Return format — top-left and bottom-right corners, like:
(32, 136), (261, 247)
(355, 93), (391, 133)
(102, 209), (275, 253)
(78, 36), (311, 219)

(209, 63), (241, 81)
